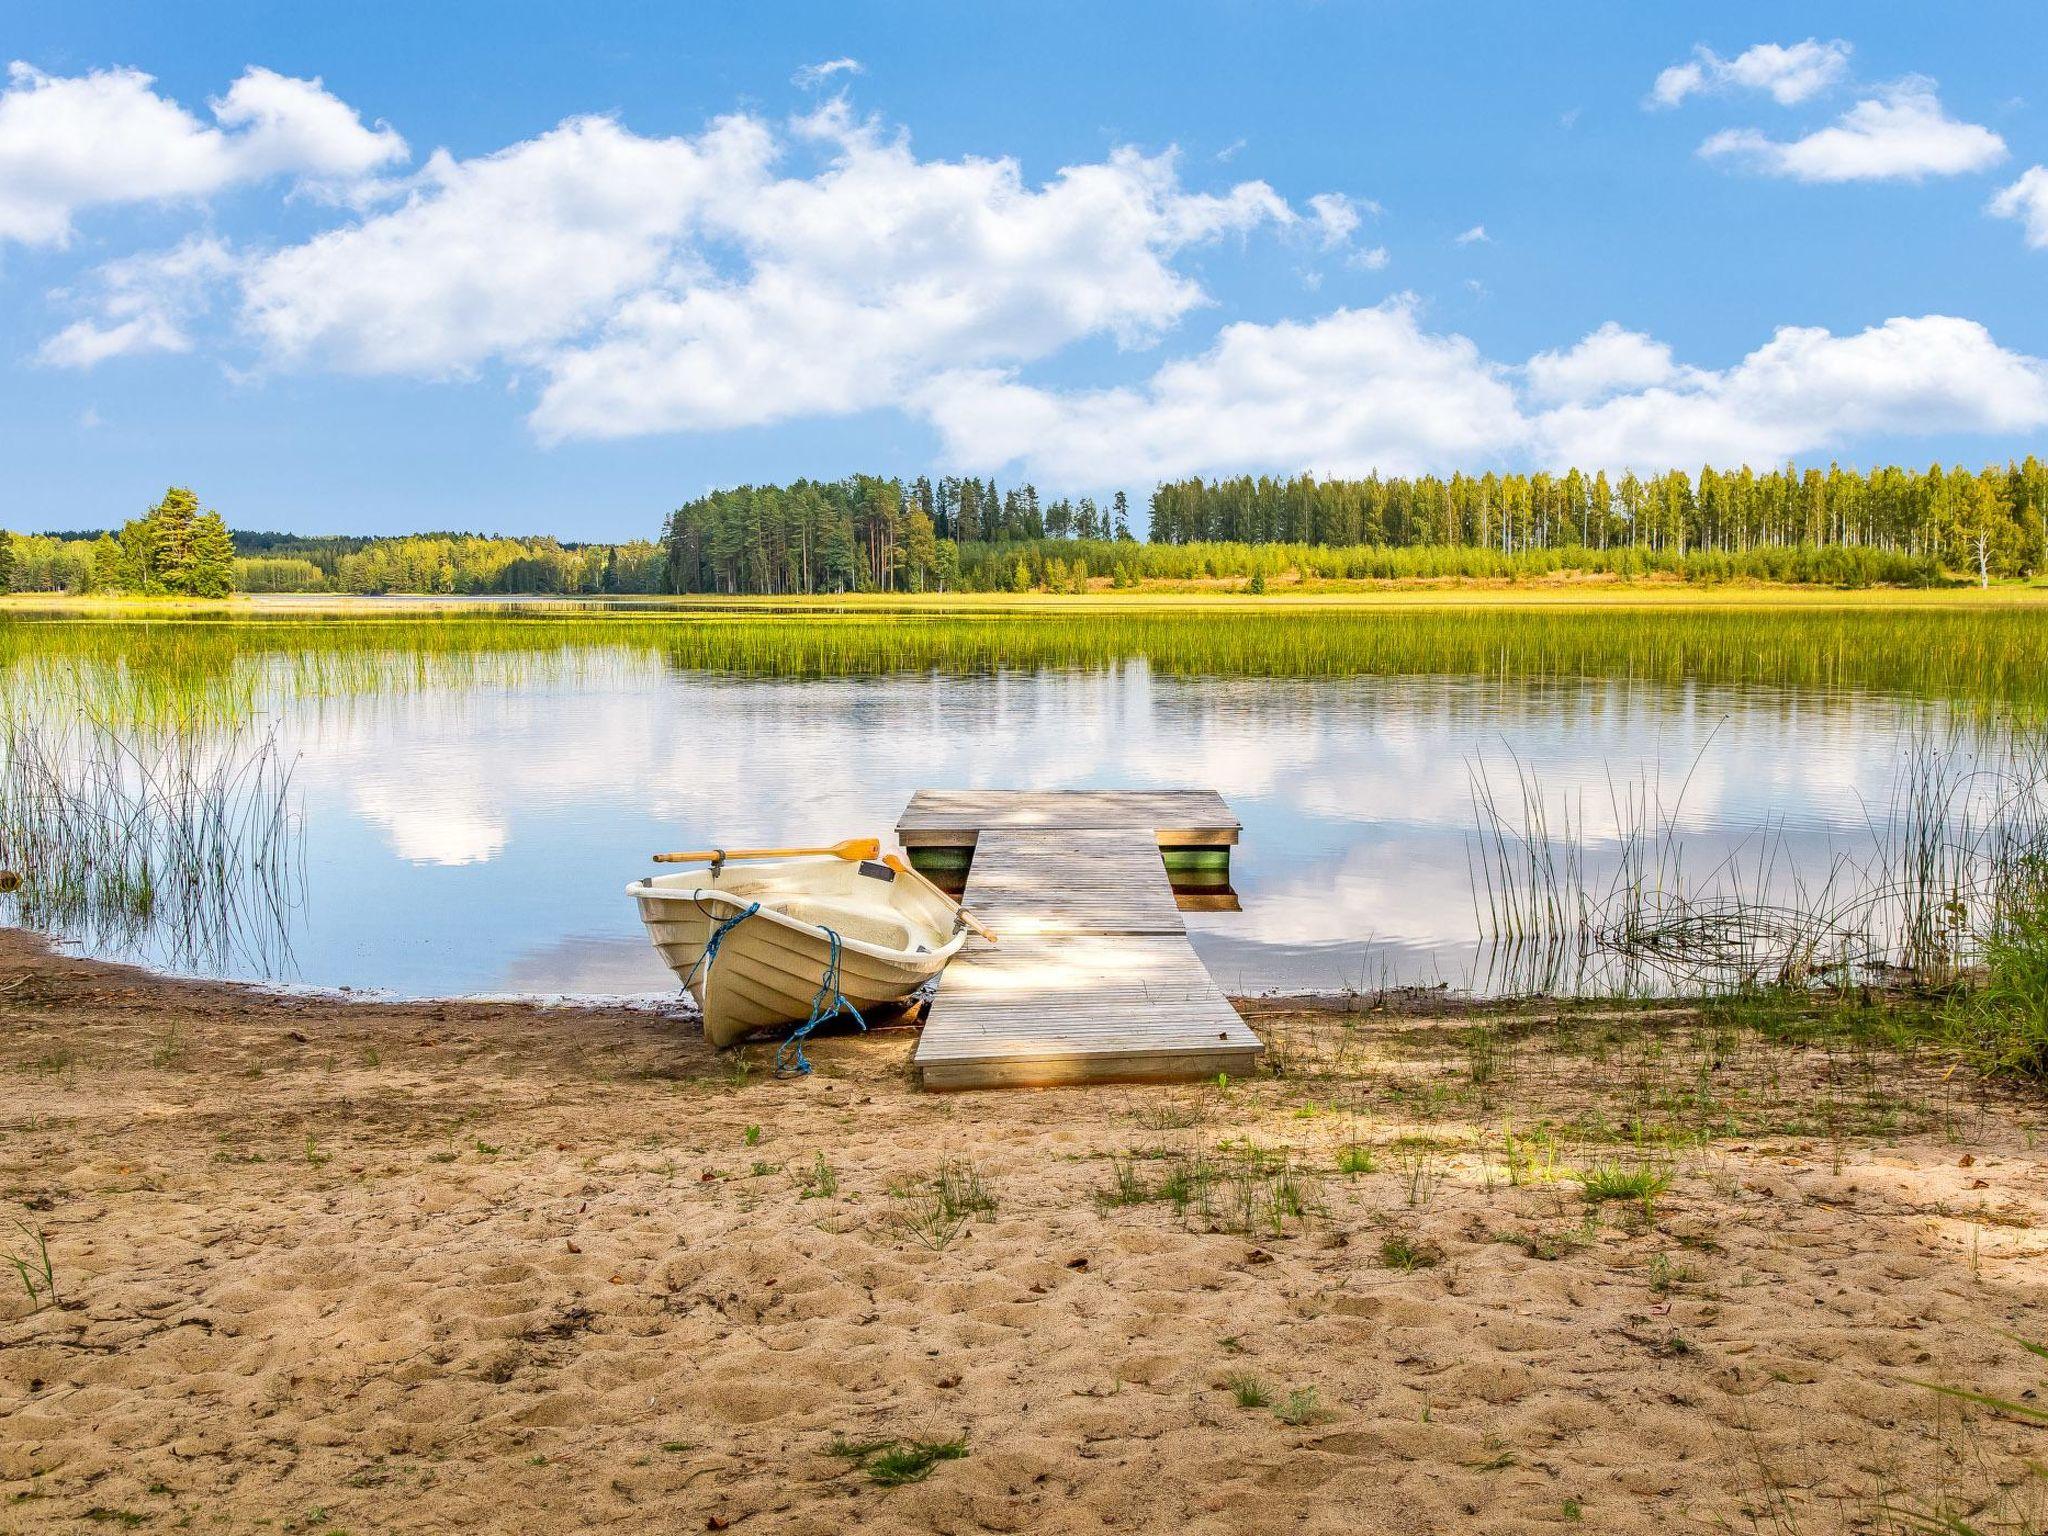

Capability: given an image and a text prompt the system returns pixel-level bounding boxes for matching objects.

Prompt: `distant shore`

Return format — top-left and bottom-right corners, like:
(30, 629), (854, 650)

(8, 579), (2048, 617)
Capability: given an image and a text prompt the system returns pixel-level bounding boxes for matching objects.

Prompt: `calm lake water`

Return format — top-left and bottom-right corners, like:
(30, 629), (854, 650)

(1, 602), (2037, 999)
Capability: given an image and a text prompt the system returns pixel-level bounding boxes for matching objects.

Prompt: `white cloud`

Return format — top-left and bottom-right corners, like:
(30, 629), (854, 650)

(1307, 192), (1365, 248)
(1524, 322), (1687, 406)
(1538, 315), (2048, 468)
(1700, 80), (2005, 182)
(918, 298), (1527, 483)
(792, 57), (862, 89)
(1649, 39), (1852, 109)
(1989, 165), (2048, 248)
(1454, 224), (1488, 244)
(0, 61), (404, 246)
(1348, 245), (1389, 271)
(525, 105), (1295, 440)
(38, 234), (240, 367)
(917, 304), (2048, 484)
(241, 113), (776, 375)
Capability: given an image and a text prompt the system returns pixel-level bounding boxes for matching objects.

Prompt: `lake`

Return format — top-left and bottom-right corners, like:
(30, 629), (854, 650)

(2, 598), (2042, 999)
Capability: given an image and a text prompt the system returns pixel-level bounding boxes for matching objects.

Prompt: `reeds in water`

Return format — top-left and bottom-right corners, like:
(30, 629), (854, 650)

(1467, 725), (2048, 997)
(0, 709), (302, 975)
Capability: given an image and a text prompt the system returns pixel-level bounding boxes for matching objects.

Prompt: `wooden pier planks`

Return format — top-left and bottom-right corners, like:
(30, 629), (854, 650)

(899, 792), (1262, 1090)
(896, 788), (1240, 849)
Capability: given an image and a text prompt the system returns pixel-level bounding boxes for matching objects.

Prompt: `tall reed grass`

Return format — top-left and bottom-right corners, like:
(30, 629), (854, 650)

(0, 709), (301, 974)
(1467, 726), (2048, 999)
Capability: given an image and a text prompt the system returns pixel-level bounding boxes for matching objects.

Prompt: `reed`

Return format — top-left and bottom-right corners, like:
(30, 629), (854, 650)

(7, 601), (2048, 731)
(0, 706), (300, 974)
(1466, 724), (2048, 1001)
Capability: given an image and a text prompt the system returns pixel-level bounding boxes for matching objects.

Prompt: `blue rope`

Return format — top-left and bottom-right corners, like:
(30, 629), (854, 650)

(684, 900), (760, 995)
(775, 925), (866, 1079)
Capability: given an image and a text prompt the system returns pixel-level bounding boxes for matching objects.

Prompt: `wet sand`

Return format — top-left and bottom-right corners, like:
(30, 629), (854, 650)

(4, 930), (2046, 1534)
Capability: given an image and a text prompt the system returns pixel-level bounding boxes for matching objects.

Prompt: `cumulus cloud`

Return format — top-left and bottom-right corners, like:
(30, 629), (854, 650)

(38, 234), (240, 367)
(1306, 192), (1362, 248)
(1349, 245), (1390, 271)
(1649, 39), (1851, 109)
(1990, 166), (2048, 248)
(1537, 315), (2048, 467)
(1701, 79), (2005, 182)
(241, 113), (774, 375)
(917, 304), (2048, 483)
(1524, 322), (1687, 406)
(0, 61), (404, 246)
(792, 57), (862, 88)
(523, 104), (1296, 440)
(917, 298), (1527, 484)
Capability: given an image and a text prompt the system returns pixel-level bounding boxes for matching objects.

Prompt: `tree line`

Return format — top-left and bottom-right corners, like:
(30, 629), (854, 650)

(660, 475), (1133, 594)
(1149, 461), (2048, 582)
(5, 488), (240, 598)
(6, 460), (2046, 599)
(1, 492), (666, 597)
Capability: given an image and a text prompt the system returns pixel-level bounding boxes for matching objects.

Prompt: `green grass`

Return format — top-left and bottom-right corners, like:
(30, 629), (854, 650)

(797, 1152), (837, 1199)
(1948, 862), (2048, 1081)
(1334, 1142), (1376, 1176)
(4, 1218), (56, 1311)
(825, 1435), (968, 1486)
(1378, 1233), (1442, 1271)
(887, 1162), (997, 1250)
(11, 601), (2048, 736)
(1275, 1387), (1335, 1426)
(1578, 1163), (1672, 1217)
(1223, 1371), (1271, 1409)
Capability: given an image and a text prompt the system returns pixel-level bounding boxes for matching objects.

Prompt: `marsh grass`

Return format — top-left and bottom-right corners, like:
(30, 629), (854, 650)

(825, 1434), (968, 1486)
(1467, 725), (2048, 1002)
(0, 707), (300, 975)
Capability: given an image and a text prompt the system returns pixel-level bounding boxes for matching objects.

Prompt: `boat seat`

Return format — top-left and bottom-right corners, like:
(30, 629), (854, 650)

(773, 899), (914, 952)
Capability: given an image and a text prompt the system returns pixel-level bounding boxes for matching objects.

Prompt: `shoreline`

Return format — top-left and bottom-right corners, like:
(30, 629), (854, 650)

(7, 924), (2047, 1531)
(8, 581), (2048, 617)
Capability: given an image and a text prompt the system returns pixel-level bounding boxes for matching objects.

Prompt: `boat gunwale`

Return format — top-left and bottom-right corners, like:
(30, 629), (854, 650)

(624, 878), (968, 967)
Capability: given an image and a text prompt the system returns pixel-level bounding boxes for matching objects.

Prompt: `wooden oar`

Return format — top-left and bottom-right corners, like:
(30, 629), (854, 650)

(883, 854), (999, 943)
(652, 837), (880, 866)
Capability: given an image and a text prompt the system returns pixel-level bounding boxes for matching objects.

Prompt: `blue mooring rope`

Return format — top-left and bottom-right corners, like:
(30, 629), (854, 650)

(684, 900), (760, 994)
(775, 925), (866, 1079)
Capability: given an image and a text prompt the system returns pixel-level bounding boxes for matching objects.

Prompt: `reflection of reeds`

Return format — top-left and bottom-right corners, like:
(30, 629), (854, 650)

(0, 710), (302, 977)
(1467, 726), (2048, 997)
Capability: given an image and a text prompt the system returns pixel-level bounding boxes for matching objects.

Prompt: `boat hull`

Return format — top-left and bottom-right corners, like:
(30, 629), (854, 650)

(627, 858), (963, 1047)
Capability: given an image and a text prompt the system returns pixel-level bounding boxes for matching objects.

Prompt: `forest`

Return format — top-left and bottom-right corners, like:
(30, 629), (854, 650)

(4, 460), (2045, 597)
(659, 461), (2047, 593)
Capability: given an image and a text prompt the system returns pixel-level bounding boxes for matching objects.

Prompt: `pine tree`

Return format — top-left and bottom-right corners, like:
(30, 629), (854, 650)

(147, 486), (202, 594)
(186, 510), (237, 597)
(0, 527), (14, 593)
(1112, 491), (1132, 541)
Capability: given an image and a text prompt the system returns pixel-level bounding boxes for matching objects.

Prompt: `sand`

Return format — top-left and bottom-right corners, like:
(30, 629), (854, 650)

(4, 929), (2047, 1534)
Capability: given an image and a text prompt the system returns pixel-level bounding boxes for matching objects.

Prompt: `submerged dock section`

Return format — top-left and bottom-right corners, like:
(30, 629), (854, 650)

(896, 790), (1264, 1090)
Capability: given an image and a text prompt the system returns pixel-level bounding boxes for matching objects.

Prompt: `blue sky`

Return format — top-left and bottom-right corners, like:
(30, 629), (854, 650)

(5, 0), (2047, 539)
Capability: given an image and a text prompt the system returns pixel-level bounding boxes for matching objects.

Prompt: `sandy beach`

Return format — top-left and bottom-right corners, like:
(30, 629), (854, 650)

(4, 930), (2046, 1534)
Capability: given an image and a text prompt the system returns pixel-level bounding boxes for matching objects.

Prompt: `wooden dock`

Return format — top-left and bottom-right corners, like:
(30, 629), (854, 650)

(897, 790), (1264, 1090)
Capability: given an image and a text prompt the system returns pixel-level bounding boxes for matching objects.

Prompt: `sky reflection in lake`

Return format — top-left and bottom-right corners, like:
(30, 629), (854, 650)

(40, 649), (1960, 998)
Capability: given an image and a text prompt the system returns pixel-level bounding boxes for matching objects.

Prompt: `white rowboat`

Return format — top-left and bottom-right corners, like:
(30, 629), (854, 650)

(627, 855), (968, 1047)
